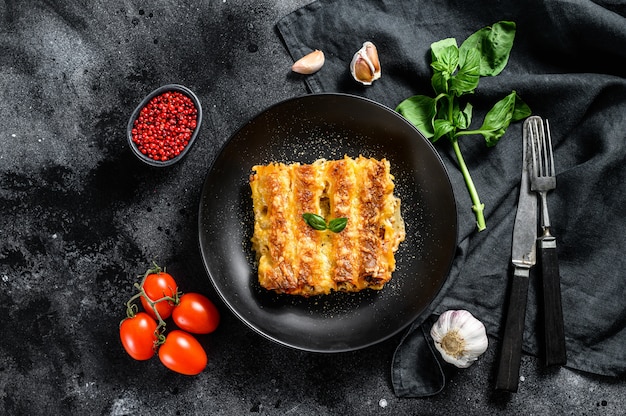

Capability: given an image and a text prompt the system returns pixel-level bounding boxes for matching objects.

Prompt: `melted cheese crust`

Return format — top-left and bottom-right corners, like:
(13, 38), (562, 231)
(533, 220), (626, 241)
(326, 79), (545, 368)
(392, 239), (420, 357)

(249, 156), (405, 297)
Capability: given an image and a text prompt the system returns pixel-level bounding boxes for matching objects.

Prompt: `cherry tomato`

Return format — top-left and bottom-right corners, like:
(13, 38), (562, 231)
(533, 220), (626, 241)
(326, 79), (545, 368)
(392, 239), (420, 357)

(119, 312), (158, 360)
(140, 271), (177, 320)
(158, 330), (207, 375)
(172, 293), (220, 334)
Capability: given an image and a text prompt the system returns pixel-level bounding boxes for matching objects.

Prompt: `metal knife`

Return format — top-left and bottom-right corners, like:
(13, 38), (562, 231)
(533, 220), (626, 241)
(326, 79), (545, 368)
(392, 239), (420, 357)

(495, 118), (538, 392)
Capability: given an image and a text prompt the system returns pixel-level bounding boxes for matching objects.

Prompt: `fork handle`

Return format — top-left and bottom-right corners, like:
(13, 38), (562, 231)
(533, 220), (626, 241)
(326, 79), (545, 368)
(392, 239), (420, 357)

(496, 266), (530, 392)
(540, 235), (567, 366)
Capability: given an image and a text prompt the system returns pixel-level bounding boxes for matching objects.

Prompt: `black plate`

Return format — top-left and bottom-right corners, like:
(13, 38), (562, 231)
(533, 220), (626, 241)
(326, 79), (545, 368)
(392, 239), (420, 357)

(198, 93), (457, 352)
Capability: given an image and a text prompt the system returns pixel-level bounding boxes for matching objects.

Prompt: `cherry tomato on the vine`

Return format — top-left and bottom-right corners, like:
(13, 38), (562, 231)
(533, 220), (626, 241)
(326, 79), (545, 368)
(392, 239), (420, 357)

(120, 312), (158, 360)
(141, 271), (177, 320)
(158, 330), (207, 375)
(172, 293), (220, 334)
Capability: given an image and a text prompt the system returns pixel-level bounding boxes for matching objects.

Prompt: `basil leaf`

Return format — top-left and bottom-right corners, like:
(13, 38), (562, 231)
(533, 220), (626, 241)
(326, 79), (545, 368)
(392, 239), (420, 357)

(302, 214), (348, 233)
(449, 101), (472, 131)
(510, 93), (532, 122)
(478, 91), (531, 146)
(396, 95), (437, 139)
(433, 118), (455, 141)
(460, 21), (516, 77)
(430, 38), (458, 69)
(431, 70), (449, 95)
(302, 213), (327, 230)
(456, 102), (473, 130)
(451, 47), (481, 96)
(431, 40), (458, 93)
(328, 217), (348, 233)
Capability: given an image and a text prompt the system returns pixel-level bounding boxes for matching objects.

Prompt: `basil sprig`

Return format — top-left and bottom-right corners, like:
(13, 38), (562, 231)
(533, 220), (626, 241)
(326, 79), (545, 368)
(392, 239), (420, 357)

(396, 21), (531, 232)
(302, 213), (348, 233)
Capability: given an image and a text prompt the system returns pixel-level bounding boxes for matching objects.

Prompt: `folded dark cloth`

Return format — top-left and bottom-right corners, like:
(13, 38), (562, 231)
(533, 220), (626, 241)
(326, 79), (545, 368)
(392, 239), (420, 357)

(278, 0), (626, 397)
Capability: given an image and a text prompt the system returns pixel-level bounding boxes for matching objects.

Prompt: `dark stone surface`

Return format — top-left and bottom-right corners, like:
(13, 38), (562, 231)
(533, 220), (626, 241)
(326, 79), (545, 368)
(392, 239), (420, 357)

(0, 1), (624, 414)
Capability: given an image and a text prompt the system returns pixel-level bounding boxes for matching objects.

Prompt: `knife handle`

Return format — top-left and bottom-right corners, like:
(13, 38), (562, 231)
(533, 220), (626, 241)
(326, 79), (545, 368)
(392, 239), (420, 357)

(495, 267), (530, 392)
(540, 235), (567, 366)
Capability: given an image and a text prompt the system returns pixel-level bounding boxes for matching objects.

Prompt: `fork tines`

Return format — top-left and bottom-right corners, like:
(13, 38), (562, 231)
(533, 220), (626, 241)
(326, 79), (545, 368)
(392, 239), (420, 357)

(529, 118), (556, 188)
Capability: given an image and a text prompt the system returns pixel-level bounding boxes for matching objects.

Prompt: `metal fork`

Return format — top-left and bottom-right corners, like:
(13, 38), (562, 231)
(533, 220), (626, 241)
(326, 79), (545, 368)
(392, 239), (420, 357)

(528, 116), (567, 366)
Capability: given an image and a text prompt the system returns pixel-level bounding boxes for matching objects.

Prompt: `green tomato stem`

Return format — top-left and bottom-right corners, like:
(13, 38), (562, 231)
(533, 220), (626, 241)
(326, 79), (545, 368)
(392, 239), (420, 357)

(125, 293), (142, 318)
(121, 262), (178, 349)
(133, 281), (171, 329)
(450, 136), (486, 232)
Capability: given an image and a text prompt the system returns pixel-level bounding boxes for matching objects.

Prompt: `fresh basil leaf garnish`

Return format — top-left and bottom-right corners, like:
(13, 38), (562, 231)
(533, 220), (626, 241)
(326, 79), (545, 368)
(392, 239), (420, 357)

(327, 217), (348, 233)
(302, 213), (327, 230)
(302, 213), (348, 233)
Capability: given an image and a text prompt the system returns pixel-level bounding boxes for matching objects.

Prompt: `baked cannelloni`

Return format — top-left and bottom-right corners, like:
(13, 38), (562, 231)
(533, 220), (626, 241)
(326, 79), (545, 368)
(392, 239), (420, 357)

(249, 156), (405, 297)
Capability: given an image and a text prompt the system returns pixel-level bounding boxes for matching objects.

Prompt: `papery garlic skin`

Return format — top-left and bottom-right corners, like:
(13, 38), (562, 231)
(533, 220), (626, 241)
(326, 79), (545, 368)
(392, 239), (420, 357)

(350, 41), (381, 85)
(430, 310), (488, 368)
(292, 50), (325, 74)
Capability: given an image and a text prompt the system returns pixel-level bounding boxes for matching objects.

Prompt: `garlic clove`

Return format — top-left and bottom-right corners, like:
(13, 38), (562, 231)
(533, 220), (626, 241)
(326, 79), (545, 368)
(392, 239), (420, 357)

(430, 310), (488, 368)
(291, 50), (325, 74)
(350, 41), (381, 85)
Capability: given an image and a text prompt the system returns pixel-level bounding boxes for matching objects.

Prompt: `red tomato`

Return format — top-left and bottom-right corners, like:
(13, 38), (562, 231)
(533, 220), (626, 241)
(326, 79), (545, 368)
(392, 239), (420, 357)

(172, 293), (220, 334)
(140, 271), (177, 320)
(158, 330), (207, 375)
(120, 312), (158, 360)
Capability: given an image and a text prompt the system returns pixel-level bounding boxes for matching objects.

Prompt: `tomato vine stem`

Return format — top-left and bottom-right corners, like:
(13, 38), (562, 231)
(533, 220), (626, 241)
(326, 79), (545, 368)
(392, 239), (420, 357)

(123, 262), (182, 348)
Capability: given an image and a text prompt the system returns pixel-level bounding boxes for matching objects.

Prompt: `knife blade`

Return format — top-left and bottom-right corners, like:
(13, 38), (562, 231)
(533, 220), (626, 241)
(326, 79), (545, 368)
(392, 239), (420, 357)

(495, 118), (538, 392)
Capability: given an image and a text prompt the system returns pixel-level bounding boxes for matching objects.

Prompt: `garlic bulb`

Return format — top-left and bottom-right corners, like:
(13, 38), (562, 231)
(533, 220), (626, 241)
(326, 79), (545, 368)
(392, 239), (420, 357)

(291, 50), (325, 74)
(430, 310), (488, 368)
(350, 41), (381, 85)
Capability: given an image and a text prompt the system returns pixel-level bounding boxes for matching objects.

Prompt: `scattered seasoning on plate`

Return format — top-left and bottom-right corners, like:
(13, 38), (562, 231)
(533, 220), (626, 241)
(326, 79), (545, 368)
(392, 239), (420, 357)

(130, 91), (198, 162)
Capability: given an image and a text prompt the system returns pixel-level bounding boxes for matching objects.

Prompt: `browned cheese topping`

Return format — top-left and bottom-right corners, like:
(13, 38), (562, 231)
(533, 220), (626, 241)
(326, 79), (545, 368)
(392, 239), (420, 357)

(249, 156), (405, 296)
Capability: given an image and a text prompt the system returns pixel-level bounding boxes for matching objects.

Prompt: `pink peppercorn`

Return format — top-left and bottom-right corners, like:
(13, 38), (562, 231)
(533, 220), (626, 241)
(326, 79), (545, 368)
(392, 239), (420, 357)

(131, 91), (198, 162)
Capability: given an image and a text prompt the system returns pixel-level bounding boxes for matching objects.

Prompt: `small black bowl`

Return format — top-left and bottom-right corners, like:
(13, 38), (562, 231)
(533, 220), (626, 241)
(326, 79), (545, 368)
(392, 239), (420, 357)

(127, 84), (202, 167)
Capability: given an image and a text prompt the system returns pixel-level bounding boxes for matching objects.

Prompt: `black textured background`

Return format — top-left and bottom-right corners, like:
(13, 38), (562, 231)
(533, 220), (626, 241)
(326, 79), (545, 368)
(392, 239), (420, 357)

(1, 1), (624, 414)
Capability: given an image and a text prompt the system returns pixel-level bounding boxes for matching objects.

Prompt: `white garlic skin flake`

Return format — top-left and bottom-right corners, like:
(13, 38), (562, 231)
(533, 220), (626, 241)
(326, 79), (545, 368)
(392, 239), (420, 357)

(430, 310), (488, 368)
(291, 49), (325, 74)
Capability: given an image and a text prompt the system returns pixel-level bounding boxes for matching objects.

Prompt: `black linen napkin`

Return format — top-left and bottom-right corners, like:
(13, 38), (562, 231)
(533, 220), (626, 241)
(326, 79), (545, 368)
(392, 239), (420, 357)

(278, 0), (626, 397)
